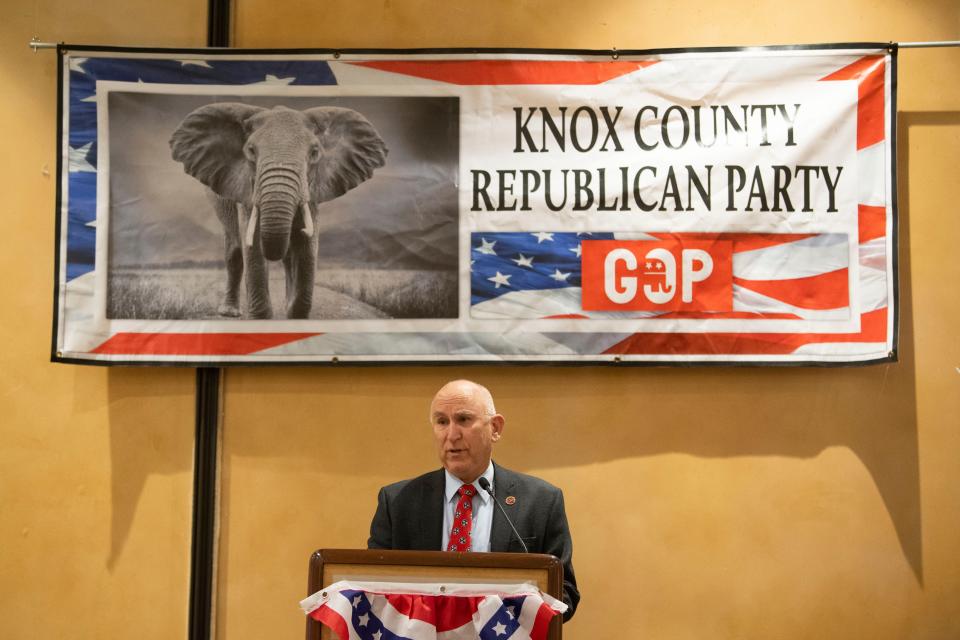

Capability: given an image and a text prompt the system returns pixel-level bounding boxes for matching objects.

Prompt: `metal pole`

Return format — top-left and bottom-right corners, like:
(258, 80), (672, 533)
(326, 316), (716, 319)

(897, 40), (960, 48)
(188, 368), (222, 640)
(30, 38), (960, 51)
(29, 37), (57, 51)
(207, 0), (231, 52)
(188, 4), (231, 639)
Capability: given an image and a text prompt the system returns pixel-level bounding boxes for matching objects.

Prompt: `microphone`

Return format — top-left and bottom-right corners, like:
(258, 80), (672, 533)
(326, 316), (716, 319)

(478, 477), (529, 553)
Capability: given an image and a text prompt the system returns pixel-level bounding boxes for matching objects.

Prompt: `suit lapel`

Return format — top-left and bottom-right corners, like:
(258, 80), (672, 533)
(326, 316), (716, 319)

(419, 469), (445, 551)
(490, 462), (518, 552)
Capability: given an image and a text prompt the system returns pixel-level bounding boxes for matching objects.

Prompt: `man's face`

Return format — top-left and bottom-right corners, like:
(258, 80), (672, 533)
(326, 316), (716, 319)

(431, 383), (504, 483)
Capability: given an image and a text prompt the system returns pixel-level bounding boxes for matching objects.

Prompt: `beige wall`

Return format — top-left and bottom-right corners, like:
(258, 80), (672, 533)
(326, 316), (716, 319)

(2, 1), (959, 639)
(0, 2), (204, 639)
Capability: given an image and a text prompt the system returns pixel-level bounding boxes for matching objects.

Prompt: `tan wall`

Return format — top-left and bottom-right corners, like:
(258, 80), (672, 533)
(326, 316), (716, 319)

(2, 1), (959, 639)
(222, 2), (960, 639)
(0, 2), (204, 639)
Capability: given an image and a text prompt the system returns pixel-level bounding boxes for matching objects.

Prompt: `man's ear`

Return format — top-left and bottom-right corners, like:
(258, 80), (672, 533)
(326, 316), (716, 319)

(491, 414), (505, 440)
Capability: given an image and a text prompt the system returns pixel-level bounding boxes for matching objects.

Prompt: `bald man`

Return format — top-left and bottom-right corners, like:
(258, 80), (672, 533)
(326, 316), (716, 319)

(368, 380), (580, 621)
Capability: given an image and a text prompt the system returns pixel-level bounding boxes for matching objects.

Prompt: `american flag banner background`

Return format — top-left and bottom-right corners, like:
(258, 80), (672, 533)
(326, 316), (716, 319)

(471, 231), (855, 322)
(53, 44), (896, 365)
(300, 581), (566, 640)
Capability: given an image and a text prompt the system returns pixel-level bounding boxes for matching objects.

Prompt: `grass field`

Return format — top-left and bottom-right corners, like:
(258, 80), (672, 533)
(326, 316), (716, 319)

(108, 267), (458, 320)
(108, 269), (222, 319)
(317, 269), (458, 319)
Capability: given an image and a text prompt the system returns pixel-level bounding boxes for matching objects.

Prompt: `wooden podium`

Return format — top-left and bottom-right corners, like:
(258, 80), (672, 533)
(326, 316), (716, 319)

(306, 548), (564, 640)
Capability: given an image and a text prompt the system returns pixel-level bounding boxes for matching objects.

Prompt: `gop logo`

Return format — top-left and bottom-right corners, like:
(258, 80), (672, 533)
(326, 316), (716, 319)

(581, 238), (733, 311)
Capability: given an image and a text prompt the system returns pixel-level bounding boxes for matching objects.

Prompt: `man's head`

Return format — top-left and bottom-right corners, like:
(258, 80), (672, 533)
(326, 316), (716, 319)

(430, 379), (505, 483)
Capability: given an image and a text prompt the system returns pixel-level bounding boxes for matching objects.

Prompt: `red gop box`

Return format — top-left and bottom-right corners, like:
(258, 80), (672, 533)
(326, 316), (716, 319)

(581, 237), (733, 311)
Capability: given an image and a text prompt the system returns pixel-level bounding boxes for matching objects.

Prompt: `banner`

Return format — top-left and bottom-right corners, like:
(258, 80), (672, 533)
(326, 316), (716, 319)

(53, 45), (897, 364)
(300, 581), (565, 640)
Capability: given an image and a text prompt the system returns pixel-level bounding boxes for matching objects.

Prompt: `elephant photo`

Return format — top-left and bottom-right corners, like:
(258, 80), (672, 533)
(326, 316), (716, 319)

(169, 103), (388, 319)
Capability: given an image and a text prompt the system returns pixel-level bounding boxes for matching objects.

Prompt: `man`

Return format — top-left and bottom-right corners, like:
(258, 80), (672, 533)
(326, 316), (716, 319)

(368, 379), (580, 622)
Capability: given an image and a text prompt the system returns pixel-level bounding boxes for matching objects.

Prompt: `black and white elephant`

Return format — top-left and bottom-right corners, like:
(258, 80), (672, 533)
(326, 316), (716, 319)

(169, 103), (388, 319)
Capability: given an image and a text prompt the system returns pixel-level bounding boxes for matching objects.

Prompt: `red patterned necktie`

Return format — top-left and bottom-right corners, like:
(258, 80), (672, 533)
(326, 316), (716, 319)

(446, 484), (476, 552)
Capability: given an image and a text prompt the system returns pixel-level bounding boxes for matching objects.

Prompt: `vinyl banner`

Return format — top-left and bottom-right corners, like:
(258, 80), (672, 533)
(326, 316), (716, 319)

(53, 45), (897, 364)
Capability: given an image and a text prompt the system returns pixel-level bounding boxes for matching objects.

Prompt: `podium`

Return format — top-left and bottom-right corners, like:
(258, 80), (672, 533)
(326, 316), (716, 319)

(306, 549), (564, 640)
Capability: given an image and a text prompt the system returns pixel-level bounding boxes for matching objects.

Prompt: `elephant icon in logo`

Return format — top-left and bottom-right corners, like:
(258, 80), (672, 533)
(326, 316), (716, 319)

(642, 248), (677, 304)
(643, 249), (677, 304)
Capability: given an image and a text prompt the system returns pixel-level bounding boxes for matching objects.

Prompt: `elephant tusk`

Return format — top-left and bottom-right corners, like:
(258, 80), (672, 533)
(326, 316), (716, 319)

(244, 204), (259, 248)
(301, 200), (314, 238)
(300, 175), (314, 238)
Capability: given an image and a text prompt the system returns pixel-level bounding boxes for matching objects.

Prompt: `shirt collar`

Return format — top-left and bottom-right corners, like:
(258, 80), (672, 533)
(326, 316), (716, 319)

(444, 461), (494, 505)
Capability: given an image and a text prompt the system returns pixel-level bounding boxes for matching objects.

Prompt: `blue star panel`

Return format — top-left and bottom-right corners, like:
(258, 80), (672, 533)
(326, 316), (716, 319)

(471, 231), (615, 305)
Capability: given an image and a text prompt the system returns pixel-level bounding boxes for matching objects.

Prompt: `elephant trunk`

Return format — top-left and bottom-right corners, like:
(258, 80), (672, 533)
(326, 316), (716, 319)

(253, 160), (304, 261)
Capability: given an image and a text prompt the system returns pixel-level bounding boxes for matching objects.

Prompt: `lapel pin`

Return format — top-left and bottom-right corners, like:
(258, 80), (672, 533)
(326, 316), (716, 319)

(505, 496), (517, 505)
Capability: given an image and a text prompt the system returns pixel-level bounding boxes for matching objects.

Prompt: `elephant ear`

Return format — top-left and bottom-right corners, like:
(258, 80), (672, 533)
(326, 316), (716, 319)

(169, 102), (264, 201)
(304, 107), (388, 202)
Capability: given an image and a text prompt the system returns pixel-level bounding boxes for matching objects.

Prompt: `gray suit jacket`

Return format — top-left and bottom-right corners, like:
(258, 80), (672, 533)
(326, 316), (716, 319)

(367, 462), (580, 621)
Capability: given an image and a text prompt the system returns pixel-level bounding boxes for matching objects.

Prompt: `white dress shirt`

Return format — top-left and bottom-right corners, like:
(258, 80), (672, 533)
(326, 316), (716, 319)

(441, 461), (494, 552)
